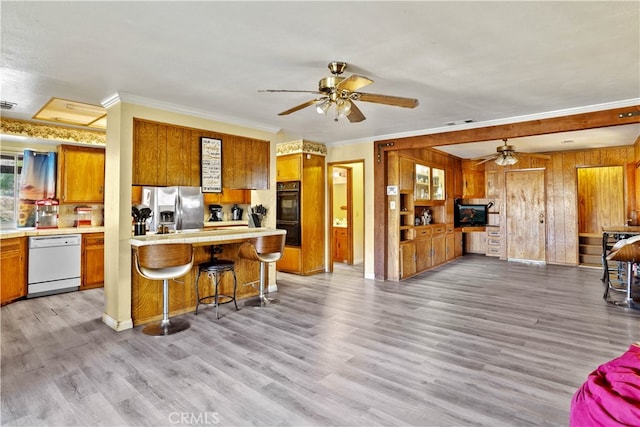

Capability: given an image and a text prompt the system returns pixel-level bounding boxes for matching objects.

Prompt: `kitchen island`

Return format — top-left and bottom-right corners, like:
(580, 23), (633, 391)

(130, 227), (285, 326)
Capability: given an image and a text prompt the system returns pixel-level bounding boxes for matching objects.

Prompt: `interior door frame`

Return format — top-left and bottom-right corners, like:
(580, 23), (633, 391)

(328, 160), (365, 273)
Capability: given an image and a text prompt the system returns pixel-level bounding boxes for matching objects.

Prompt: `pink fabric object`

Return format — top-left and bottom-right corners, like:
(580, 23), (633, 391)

(570, 344), (640, 426)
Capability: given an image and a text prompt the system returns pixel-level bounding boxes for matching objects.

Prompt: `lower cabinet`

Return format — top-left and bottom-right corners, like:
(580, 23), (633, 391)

(82, 233), (104, 289)
(404, 223), (458, 279)
(333, 227), (349, 263)
(1, 237), (27, 305)
(276, 246), (303, 274)
(400, 242), (416, 279)
(415, 227), (433, 271)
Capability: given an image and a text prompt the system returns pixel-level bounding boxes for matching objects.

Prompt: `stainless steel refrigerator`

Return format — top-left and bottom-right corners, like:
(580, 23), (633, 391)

(141, 186), (204, 232)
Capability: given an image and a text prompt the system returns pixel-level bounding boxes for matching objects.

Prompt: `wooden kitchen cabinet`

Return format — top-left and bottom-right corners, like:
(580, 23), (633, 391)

(414, 226), (433, 272)
(276, 152), (325, 275)
(203, 188), (251, 205)
(133, 118), (269, 189)
(400, 242), (416, 279)
(333, 227), (349, 263)
(276, 154), (302, 181)
(1, 237), (27, 305)
(57, 144), (105, 203)
(82, 233), (104, 289)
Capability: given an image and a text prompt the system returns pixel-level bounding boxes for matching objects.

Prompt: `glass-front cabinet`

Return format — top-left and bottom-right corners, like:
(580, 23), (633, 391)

(432, 167), (445, 200)
(415, 164), (431, 201)
(414, 164), (445, 202)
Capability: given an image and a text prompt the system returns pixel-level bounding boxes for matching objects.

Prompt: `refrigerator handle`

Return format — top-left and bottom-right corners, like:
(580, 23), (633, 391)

(176, 194), (182, 230)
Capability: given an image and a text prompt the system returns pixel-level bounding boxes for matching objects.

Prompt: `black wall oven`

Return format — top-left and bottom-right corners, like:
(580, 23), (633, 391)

(276, 181), (301, 246)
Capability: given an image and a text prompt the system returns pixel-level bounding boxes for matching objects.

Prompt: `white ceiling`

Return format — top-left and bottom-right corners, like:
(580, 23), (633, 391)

(1, 1), (639, 158)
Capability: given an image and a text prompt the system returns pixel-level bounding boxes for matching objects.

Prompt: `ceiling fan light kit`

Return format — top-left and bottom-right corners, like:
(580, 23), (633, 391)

(261, 61), (419, 123)
(473, 138), (550, 166)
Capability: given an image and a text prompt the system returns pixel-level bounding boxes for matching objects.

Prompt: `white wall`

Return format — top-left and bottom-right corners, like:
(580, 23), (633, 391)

(326, 141), (375, 279)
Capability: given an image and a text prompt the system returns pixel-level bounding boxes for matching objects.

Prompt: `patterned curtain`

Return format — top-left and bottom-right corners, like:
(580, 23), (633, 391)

(17, 150), (56, 227)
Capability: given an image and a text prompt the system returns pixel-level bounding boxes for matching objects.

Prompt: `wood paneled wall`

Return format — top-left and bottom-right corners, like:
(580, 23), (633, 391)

(484, 145), (635, 265)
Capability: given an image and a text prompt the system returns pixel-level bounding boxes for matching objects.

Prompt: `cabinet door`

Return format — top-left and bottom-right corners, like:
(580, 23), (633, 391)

(432, 233), (446, 266)
(58, 145), (105, 203)
(445, 234), (455, 261)
(247, 139), (270, 189)
(415, 164), (431, 201)
(463, 170), (485, 198)
(1, 237), (26, 304)
(133, 119), (161, 186)
(165, 126), (191, 186)
(415, 237), (432, 271)
(399, 157), (414, 192)
(82, 233), (104, 289)
(276, 246), (302, 273)
(400, 242), (416, 279)
(277, 154), (302, 182)
(432, 168), (446, 200)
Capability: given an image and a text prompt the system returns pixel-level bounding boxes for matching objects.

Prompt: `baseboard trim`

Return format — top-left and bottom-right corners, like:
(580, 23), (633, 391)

(102, 313), (134, 331)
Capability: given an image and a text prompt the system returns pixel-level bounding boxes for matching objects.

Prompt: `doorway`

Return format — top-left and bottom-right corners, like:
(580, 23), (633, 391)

(577, 166), (625, 266)
(505, 169), (546, 263)
(328, 160), (365, 274)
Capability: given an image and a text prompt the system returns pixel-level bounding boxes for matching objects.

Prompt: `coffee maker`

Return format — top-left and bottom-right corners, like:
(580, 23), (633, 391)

(208, 204), (223, 221)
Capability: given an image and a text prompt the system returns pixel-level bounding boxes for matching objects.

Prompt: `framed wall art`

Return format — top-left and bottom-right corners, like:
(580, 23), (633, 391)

(200, 137), (222, 193)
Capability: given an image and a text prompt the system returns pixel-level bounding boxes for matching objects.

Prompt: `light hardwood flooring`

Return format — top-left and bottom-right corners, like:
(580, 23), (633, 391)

(2, 255), (640, 426)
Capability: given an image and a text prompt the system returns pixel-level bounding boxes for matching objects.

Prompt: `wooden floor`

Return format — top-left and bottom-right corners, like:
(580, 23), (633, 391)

(2, 255), (640, 426)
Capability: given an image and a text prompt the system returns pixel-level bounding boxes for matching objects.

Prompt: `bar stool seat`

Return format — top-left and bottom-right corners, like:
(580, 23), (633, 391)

(134, 243), (194, 336)
(606, 235), (640, 309)
(238, 233), (286, 307)
(195, 258), (239, 319)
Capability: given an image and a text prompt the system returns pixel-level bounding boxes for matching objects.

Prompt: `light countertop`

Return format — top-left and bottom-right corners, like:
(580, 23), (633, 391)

(0, 226), (105, 239)
(130, 227), (285, 247)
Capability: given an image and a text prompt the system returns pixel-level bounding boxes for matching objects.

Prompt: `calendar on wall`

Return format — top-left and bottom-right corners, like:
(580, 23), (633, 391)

(201, 137), (222, 193)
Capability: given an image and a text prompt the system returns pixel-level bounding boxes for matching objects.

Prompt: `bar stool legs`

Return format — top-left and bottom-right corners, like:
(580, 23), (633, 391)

(194, 260), (239, 319)
(244, 261), (280, 307)
(143, 278), (191, 336)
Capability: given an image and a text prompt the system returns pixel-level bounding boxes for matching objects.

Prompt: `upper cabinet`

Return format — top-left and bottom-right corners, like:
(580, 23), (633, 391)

(276, 154), (302, 182)
(57, 144), (105, 203)
(414, 162), (445, 203)
(133, 118), (269, 189)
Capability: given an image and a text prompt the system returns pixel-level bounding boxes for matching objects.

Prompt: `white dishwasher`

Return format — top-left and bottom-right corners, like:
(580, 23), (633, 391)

(28, 234), (81, 298)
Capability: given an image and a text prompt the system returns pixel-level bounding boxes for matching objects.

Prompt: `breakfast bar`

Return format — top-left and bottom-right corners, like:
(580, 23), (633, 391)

(130, 227), (285, 326)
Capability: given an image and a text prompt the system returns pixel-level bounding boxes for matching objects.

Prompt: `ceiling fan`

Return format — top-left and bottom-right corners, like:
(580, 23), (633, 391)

(259, 61), (419, 122)
(473, 139), (551, 166)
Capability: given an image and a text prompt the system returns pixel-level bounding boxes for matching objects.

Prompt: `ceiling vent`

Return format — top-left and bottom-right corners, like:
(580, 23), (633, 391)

(0, 101), (17, 111)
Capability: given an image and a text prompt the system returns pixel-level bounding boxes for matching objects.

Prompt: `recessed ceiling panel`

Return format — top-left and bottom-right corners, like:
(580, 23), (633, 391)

(33, 98), (106, 129)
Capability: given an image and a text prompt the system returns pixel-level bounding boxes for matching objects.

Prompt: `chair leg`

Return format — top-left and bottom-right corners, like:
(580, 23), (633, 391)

(232, 270), (239, 311)
(142, 278), (190, 336)
(244, 261), (279, 307)
(195, 269), (202, 315)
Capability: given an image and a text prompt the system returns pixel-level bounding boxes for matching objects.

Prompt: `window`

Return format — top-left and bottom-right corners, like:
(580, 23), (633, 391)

(0, 153), (23, 228)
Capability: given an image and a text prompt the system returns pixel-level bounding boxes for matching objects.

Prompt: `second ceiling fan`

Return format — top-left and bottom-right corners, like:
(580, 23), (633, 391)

(260, 61), (419, 122)
(473, 139), (551, 166)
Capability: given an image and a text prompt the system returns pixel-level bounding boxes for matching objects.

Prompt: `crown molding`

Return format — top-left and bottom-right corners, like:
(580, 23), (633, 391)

(101, 92), (281, 134)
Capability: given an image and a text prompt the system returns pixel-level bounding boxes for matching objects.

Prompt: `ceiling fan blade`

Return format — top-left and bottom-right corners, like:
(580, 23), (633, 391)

(260, 89), (323, 94)
(347, 101), (366, 123)
(277, 98), (325, 116)
(470, 154), (496, 161)
(356, 92), (419, 108)
(475, 156), (497, 165)
(336, 74), (374, 92)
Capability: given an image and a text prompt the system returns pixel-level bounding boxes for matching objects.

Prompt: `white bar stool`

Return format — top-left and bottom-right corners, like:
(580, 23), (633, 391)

(238, 233), (286, 307)
(606, 235), (640, 309)
(134, 243), (194, 335)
